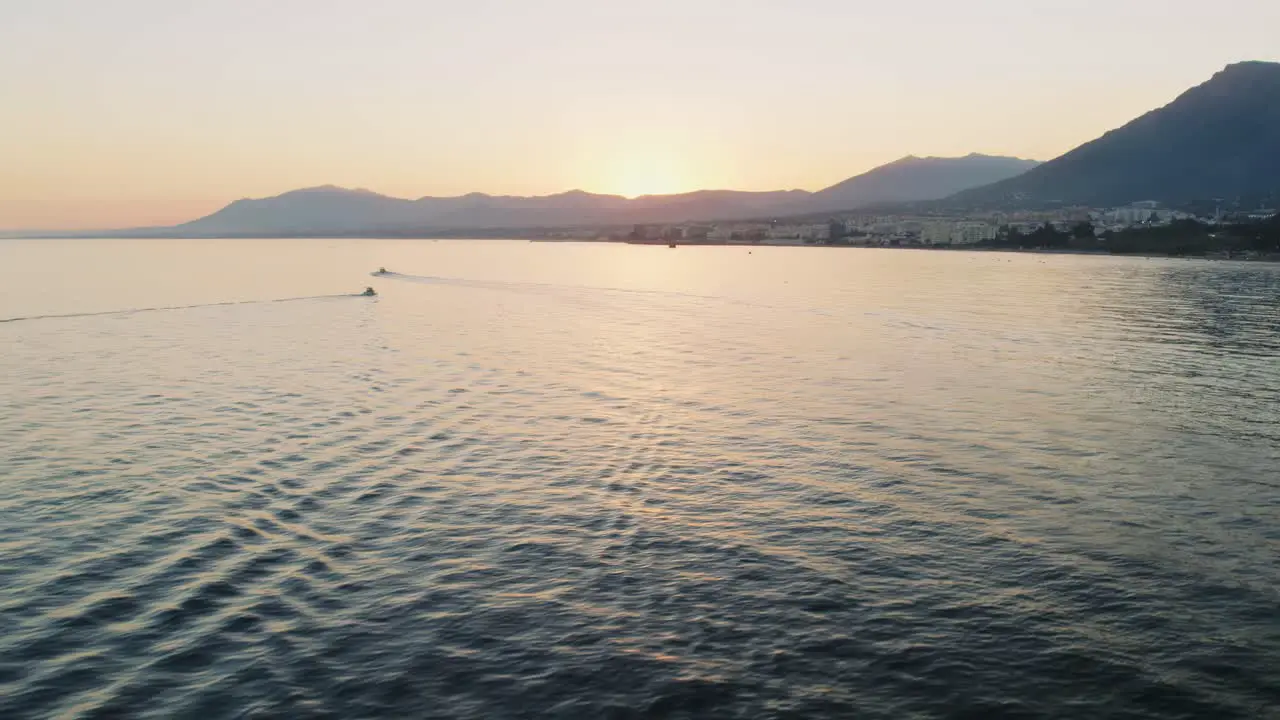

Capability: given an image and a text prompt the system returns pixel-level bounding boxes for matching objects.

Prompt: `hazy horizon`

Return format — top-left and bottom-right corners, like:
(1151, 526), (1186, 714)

(4, 0), (1279, 230)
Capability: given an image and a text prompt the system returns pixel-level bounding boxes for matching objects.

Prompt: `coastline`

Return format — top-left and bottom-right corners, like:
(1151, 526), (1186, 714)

(610, 239), (1280, 262)
(5, 234), (1276, 263)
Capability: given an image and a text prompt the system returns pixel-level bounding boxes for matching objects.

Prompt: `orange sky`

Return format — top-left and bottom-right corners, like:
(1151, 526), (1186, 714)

(3, 0), (1279, 230)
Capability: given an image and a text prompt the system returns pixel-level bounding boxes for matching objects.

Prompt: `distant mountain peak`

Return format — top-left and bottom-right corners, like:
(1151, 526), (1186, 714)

(1219, 59), (1280, 75)
(281, 185), (384, 197)
(810, 154), (1041, 211)
(295, 184), (348, 193)
(884, 152), (1037, 168)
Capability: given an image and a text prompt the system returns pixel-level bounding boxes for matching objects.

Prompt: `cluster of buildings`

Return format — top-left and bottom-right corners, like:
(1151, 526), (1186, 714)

(628, 222), (836, 244)
(1089, 201), (1196, 234)
(627, 217), (1009, 246)
(538, 201), (1275, 246)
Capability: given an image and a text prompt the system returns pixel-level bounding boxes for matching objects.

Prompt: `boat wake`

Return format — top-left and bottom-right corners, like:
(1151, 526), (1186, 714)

(375, 271), (720, 302)
(0, 294), (363, 325)
(375, 271), (844, 319)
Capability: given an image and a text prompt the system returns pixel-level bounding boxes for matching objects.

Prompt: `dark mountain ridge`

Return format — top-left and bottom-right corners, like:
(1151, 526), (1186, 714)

(948, 61), (1280, 209)
(809, 153), (1040, 210)
(162, 154), (1037, 236)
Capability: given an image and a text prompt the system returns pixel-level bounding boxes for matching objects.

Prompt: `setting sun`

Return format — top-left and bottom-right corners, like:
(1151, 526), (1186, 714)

(601, 148), (694, 198)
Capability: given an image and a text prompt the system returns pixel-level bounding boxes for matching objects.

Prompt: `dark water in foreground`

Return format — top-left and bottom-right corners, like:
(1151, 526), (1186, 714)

(2, 240), (1278, 719)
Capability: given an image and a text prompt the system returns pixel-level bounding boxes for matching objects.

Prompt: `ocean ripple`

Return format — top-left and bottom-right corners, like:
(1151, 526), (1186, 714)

(1, 242), (1278, 719)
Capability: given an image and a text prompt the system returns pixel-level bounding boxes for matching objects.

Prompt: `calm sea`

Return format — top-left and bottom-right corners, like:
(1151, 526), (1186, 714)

(1, 239), (1277, 719)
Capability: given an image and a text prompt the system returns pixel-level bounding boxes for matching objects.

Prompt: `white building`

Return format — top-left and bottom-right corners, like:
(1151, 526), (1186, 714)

(767, 224), (830, 241)
(924, 221), (997, 244)
(708, 225), (734, 241)
(923, 223), (953, 244)
(952, 222), (997, 244)
(1112, 207), (1154, 225)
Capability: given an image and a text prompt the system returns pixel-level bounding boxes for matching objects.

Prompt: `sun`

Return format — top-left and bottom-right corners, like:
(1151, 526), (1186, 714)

(605, 150), (691, 198)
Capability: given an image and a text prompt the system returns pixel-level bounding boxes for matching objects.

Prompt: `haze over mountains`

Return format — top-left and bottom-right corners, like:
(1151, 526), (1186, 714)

(21, 60), (1280, 239)
(159, 154), (1036, 237)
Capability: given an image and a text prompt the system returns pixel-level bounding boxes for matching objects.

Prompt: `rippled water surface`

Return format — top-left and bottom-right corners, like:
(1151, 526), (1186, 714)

(2, 239), (1278, 719)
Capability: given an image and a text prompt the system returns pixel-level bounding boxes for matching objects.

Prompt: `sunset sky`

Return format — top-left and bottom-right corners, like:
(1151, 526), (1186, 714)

(3, 0), (1279, 230)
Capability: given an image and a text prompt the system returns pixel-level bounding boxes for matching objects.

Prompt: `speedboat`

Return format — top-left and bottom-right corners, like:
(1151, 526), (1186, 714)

(361, 286), (377, 296)
(374, 267), (389, 275)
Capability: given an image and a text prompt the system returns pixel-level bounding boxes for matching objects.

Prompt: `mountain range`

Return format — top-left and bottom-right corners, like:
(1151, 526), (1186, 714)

(162, 154), (1038, 237)
(35, 60), (1280, 238)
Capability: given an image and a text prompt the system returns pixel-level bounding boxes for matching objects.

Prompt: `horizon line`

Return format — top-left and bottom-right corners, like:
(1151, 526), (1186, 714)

(1, 152), (1044, 233)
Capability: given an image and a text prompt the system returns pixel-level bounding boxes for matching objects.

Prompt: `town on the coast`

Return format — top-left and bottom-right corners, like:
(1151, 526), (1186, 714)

(15, 61), (1275, 263)
(535, 200), (1280, 260)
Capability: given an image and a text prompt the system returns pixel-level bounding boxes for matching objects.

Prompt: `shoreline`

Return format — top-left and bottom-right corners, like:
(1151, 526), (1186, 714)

(5, 235), (1276, 262)
(612, 239), (1280, 262)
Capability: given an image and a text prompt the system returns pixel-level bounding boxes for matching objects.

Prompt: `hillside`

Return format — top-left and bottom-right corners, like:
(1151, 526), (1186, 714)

(809, 154), (1040, 211)
(161, 154), (1039, 237)
(170, 187), (814, 236)
(948, 61), (1280, 208)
